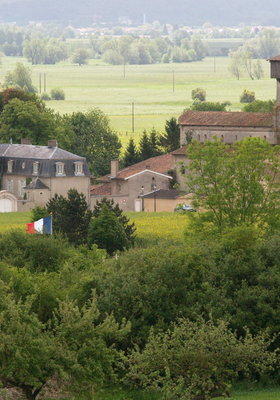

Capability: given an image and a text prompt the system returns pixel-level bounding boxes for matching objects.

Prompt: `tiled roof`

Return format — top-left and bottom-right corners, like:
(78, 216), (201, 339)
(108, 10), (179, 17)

(98, 153), (173, 182)
(90, 183), (112, 196)
(178, 111), (273, 127)
(171, 146), (187, 156)
(269, 55), (280, 61)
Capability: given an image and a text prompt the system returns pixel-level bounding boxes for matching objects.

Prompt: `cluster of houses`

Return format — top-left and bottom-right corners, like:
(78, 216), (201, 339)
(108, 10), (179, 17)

(0, 56), (280, 213)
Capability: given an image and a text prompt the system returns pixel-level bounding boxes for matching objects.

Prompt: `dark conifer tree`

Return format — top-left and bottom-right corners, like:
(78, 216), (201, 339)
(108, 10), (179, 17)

(122, 138), (139, 167)
(138, 130), (154, 161)
(159, 117), (180, 153)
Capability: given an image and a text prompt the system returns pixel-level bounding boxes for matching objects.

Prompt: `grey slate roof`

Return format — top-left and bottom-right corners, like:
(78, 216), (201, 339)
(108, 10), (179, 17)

(0, 144), (84, 160)
(142, 189), (186, 199)
(24, 178), (50, 190)
(0, 143), (91, 178)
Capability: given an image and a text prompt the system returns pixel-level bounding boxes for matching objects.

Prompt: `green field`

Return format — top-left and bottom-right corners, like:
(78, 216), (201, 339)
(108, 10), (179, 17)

(0, 56), (275, 145)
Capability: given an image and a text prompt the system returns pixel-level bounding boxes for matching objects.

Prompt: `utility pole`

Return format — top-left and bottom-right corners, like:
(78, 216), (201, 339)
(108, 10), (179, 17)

(214, 56), (216, 73)
(44, 73), (47, 92)
(39, 73), (41, 93)
(123, 62), (126, 79)
(172, 70), (175, 92)
(132, 102), (135, 133)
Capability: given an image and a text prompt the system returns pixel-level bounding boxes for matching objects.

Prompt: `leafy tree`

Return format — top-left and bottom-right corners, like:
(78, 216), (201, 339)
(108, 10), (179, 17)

(243, 99), (276, 112)
(240, 89), (255, 103)
(92, 198), (136, 247)
(228, 50), (242, 80)
(4, 62), (36, 93)
(64, 109), (122, 176)
(88, 204), (128, 255)
(126, 318), (276, 400)
(0, 98), (57, 145)
(186, 138), (280, 232)
(46, 189), (92, 246)
(191, 87), (206, 102)
(190, 101), (228, 111)
(253, 59), (264, 80)
(50, 87), (65, 100)
(71, 48), (90, 65)
(23, 38), (45, 65)
(159, 117), (180, 153)
(0, 283), (129, 400)
(122, 138), (139, 167)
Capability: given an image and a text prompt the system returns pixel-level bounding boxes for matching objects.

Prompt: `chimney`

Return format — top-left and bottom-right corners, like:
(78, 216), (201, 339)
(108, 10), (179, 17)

(48, 140), (58, 148)
(111, 160), (119, 178)
(21, 138), (31, 145)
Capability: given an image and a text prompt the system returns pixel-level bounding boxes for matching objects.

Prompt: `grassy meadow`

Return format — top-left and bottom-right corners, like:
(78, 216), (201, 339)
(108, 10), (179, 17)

(0, 56), (275, 146)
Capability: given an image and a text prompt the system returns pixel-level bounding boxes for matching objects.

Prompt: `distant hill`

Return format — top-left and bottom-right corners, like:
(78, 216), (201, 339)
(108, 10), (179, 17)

(1, 0), (280, 27)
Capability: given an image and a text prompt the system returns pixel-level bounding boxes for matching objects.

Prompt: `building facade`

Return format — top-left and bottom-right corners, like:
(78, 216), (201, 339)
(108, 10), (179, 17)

(0, 140), (91, 212)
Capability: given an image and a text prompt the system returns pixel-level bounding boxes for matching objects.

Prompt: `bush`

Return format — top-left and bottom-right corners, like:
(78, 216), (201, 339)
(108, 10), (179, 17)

(88, 204), (128, 255)
(190, 101), (228, 111)
(243, 99), (276, 112)
(31, 206), (49, 222)
(50, 87), (65, 100)
(126, 318), (276, 400)
(40, 92), (50, 101)
(240, 89), (255, 103)
(191, 87), (206, 102)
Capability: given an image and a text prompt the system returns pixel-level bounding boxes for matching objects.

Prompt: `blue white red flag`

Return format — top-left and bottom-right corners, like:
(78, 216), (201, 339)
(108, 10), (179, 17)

(26, 216), (52, 235)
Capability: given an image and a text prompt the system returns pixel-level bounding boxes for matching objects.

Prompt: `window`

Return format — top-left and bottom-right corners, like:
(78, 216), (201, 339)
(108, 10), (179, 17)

(74, 161), (84, 175)
(33, 162), (39, 175)
(7, 179), (13, 192)
(7, 160), (13, 173)
(56, 162), (65, 176)
(18, 180), (26, 197)
(22, 162), (26, 169)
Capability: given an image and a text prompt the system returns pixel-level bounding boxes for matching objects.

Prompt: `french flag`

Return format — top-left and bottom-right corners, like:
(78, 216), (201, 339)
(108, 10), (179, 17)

(26, 216), (52, 235)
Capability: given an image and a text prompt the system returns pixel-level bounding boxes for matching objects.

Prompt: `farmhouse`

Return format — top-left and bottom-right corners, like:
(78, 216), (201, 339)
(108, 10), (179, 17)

(0, 139), (91, 212)
(179, 55), (280, 147)
(91, 154), (175, 212)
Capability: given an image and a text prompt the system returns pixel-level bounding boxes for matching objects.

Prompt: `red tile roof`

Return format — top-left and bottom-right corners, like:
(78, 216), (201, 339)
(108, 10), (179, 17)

(98, 153), (173, 182)
(269, 55), (280, 61)
(90, 183), (112, 196)
(171, 146), (187, 156)
(179, 111), (273, 128)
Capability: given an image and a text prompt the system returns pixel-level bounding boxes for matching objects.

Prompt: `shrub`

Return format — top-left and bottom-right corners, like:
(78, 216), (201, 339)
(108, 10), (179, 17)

(31, 206), (49, 222)
(40, 92), (50, 101)
(191, 87), (206, 102)
(243, 99), (276, 112)
(190, 101), (228, 111)
(50, 87), (65, 100)
(240, 89), (255, 103)
(88, 204), (128, 255)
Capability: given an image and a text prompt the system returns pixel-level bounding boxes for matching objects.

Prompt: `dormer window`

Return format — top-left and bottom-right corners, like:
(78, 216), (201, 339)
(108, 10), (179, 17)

(33, 162), (39, 175)
(7, 160), (13, 173)
(74, 161), (84, 176)
(56, 162), (65, 176)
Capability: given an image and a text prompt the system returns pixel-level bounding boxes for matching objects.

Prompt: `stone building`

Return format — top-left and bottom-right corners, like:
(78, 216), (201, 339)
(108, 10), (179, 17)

(0, 139), (91, 212)
(179, 55), (280, 147)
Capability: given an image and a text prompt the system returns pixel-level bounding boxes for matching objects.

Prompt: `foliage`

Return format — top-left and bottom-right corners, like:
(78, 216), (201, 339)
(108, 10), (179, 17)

(0, 98), (58, 145)
(64, 108), (122, 176)
(88, 204), (129, 255)
(0, 230), (71, 273)
(122, 138), (140, 167)
(72, 48), (90, 65)
(125, 318), (276, 400)
(138, 129), (162, 161)
(186, 138), (280, 231)
(240, 89), (255, 103)
(243, 99), (276, 112)
(0, 88), (39, 112)
(50, 87), (65, 100)
(31, 206), (49, 222)
(93, 198), (136, 247)
(46, 189), (92, 246)
(40, 92), (51, 101)
(23, 38), (67, 65)
(191, 87), (206, 102)
(0, 283), (129, 400)
(4, 62), (36, 93)
(159, 117), (180, 153)
(190, 101), (228, 111)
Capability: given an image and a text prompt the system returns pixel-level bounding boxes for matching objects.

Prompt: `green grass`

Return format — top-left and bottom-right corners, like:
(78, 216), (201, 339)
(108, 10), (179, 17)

(0, 56), (275, 145)
(0, 211), (31, 232)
